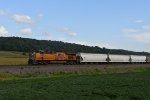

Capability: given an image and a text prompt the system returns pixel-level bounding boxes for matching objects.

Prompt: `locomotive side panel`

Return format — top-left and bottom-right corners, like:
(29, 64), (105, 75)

(66, 53), (76, 61)
(55, 52), (66, 61)
(33, 53), (55, 61)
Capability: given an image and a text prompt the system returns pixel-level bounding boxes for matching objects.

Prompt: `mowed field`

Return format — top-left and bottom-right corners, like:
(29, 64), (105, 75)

(0, 51), (28, 65)
(0, 70), (150, 100)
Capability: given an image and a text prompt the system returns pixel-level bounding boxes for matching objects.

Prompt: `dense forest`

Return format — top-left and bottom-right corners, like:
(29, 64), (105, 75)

(0, 37), (149, 55)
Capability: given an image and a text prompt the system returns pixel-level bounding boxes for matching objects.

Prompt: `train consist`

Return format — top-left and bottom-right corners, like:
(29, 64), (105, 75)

(28, 52), (150, 65)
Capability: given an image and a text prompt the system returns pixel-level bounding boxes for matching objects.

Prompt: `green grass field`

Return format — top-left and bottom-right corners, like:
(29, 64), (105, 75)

(0, 51), (28, 58)
(0, 51), (150, 99)
(0, 51), (28, 65)
(0, 71), (150, 100)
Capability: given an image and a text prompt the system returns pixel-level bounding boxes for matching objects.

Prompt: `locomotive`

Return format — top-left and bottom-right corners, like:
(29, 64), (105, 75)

(28, 51), (150, 65)
(28, 51), (76, 65)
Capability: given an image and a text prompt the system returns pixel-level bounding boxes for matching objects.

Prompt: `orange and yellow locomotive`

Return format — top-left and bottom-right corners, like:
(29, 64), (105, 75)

(28, 51), (76, 65)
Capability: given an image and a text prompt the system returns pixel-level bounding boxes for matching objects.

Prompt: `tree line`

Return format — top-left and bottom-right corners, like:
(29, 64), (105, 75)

(0, 37), (149, 55)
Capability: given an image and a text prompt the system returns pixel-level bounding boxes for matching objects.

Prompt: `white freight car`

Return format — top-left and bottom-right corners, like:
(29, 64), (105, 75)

(131, 55), (146, 62)
(109, 54), (130, 62)
(76, 53), (107, 63)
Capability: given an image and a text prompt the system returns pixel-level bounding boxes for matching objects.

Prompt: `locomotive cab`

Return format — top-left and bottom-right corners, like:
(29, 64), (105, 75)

(28, 52), (38, 65)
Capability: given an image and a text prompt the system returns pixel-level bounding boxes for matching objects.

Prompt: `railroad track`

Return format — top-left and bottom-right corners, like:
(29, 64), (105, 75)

(0, 64), (150, 74)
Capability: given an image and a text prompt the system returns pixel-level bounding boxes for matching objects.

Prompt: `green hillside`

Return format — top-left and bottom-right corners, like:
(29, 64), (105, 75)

(0, 37), (149, 55)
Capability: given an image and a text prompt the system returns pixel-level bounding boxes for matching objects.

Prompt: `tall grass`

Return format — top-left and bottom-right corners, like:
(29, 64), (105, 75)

(0, 51), (28, 65)
(0, 58), (28, 65)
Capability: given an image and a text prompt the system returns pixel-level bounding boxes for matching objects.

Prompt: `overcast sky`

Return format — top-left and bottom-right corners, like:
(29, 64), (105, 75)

(0, 0), (150, 52)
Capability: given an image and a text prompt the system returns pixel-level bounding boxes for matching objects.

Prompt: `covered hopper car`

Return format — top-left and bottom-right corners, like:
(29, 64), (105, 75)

(76, 53), (108, 63)
(130, 55), (146, 63)
(108, 54), (130, 63)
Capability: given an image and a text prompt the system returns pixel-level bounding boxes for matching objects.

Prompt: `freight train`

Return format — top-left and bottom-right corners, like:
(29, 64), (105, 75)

(28, 51), (150, 65)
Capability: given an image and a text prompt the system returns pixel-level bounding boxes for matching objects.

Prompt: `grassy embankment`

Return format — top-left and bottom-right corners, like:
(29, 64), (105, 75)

(0, 51), (28, 65)
(0, 66), (150, 99)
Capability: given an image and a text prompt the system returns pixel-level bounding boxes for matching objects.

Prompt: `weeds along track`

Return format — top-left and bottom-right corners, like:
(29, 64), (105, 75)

(0, 64), (150, 75)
